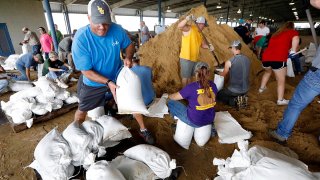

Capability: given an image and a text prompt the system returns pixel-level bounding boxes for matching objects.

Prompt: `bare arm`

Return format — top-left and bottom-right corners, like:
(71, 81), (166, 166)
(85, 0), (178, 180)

(310, 0), (320, 9)
(123, 43), (135, 67)
(201, 40), (209, 49)
(178, 19), (191, 32)
(169, 92), (183, 101)
(291, 36), (300, 52)
(219, 60), (231, 77)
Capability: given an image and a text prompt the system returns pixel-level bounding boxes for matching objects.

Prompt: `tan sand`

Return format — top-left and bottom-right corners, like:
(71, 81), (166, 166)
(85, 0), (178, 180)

(0, 5), (320, 180)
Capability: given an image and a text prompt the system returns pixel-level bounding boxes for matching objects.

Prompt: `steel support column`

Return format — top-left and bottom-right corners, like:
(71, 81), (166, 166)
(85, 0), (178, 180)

(43, 0), (58, 52)
(158, 0), (161, 25)
(306, 9), (318, 47)
(62, 3), (72, 35)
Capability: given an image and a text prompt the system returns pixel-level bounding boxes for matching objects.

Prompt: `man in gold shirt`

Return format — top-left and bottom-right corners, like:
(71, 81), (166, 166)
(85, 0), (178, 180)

(178, 15), (214, 87)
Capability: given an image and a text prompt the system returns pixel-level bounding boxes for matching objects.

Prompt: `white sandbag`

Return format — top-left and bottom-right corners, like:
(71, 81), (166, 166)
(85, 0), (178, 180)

(86, 160), (126, 180)
(214, 111), (252, 144)
(3, 54), (19, 70)
(88, 106), (105, 120)
(2, 97), (35, 116)
(8, 80), (33, 92)
(214, 74), (224, 91)
(22, 44), (30, 54)
(145, 94), (169, 118)
(81, 120), (104, 155)
(35, 94), (53, 104)
(110, 155), (157, 180)
(37, 63), (44, 79)
(287, 58), (295, 77)
(64, 94), (79, 104)
(11, 108), (32, 124)
(55, 89), (70, 101)
(33, 77), (59, 99)
(62, 121), (93, 167)
(305, 43), (317, 63)
(96, 115), (132, 142)
(194, 124), (212, 146)
(31, 103), (50, 115)
(124, 144), (176, 179)
(51, 98), (63, 110)
(173, 119), (194, 149)
(10, 87), (42, 101)
(116, 67), (148, 114)
(30, 128), (74, 180)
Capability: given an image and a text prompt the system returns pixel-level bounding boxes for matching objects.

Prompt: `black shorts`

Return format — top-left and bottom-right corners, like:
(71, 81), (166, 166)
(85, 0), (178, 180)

(262, 61), (287, 70)
(77, 75), (110, 112)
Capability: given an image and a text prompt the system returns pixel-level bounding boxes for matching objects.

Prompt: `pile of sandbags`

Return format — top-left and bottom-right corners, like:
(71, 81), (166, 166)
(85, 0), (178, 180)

(1, 77), (78, 127)
(138, 5), (263, 95)
(2, 54), (20, 70)
(213, 141), (320, 180)
(29, 115), (133, 179)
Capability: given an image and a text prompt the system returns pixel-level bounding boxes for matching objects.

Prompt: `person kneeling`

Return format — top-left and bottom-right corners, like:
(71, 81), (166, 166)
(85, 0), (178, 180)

(46, 51), (72, 88)
(168, 62), (218, 149)
(216, 40), (251, 107)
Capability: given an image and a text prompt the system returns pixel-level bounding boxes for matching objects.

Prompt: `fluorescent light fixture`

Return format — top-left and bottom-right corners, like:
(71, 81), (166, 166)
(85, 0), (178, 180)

(237, 8), (241, 14)
(296, 17), (299, 20)
(272, 20), (275, 22)
(166, 6), (171, 12)
(250, 13), (253, 16)
(269, 18), (271, 20)
(292, 7), (296, 10)
(293, 11), (298, 15)
(216, 3), (222, 8)
(259, 16), (261, 18)
(289, 0), (294, 5)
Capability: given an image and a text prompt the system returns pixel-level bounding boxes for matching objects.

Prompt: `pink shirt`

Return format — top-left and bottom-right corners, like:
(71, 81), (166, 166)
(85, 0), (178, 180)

(39, 34), (53, 53)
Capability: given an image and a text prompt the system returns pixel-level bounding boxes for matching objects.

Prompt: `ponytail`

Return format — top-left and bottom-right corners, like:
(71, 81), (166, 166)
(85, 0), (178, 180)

(196, 66), (212, 98)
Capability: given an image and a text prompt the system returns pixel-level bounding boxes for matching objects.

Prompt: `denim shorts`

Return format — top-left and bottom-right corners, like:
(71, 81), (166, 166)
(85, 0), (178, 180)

(180, 58), (196, 78)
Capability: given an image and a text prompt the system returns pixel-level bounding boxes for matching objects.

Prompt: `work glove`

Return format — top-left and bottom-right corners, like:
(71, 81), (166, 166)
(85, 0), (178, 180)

(185, 14), (194, 21)
(209, 44), (214, 51)
(288, 50), (298, 59)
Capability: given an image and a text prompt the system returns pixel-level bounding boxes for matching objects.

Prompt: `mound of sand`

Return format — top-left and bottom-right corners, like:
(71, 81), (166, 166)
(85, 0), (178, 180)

(138, 5), (263, 95)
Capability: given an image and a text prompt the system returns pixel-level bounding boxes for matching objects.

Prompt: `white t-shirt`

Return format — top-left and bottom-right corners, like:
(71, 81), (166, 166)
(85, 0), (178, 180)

(255, 27), (270, 36)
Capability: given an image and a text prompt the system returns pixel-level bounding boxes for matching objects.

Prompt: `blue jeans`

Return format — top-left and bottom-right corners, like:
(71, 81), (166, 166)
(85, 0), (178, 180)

(32, 44), (41, 54)
(0, 79), (8, 93)
(47, 66), (69, 80)
(14, 63), (28, 81)
(168, 99), (200, 128)
(290, 56), (302, 73)
(276, 69), (320, 139)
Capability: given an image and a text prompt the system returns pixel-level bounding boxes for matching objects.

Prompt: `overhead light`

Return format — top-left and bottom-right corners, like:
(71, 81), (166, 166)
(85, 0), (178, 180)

(296, 16), (299, 20)
(216, 3), (222, 9)
(166, 6), (171, 12)
(259, 16), (261, 18)
(292, 7), (296, 10)
(233, 18), (236, 20)
(272, 19), (275, 22)
(269, 18), (271, 20)
(249, 13), (253, 16)
(237, 8), (241, 14)
(293, 11), (298, 15)
(289, 0), (295, 5)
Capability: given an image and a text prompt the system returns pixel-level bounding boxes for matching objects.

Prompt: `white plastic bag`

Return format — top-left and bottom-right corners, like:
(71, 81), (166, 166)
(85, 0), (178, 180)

(194, 124), (212, 146)
(10, 87), (42, 101)
(56, 89), (70, 100)
(51, 98), (63, 110)
(30, 128), (74, 180)
(88, 106), (105, 120)
(8, 80), (33, 92)
(116, 67), (148, 114)
(110, 156), (157, 180)
(214, 74), (224, 91)
(62, 121), (93, 167)
(173, 119), (194, 149)
(214, 111), (252, 144)
(96, 115), (132, 143)
(81, 120), (104, 155)
(287, 58), (295, 77)
(33, 77), (59, 99)
(124, 144), (176, 179)
(31, 103), (50, 115)
(3, 54), (19, 70)
(64, 94), (79, 104)
(145, 94), (169, 118)
(86, 160), (126, 180)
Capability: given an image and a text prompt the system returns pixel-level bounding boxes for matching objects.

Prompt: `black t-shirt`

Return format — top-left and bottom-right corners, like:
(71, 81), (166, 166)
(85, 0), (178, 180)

(48, 59), (64, 69)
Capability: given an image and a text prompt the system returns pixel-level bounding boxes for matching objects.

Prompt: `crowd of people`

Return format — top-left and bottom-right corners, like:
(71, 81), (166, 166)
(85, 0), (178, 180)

(1, 0), (319, 148)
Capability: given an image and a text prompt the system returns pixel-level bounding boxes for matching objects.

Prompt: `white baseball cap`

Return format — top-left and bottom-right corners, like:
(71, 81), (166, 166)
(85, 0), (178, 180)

(196, 16), (206, 24)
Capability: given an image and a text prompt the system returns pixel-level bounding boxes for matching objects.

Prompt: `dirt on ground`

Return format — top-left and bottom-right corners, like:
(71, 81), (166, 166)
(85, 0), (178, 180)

(0, 5), (320, 180)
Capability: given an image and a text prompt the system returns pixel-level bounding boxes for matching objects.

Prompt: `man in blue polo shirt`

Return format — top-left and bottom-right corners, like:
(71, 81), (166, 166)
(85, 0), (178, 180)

(131, 54), (156, 144)
(72, 0), (134, 123)
(14, 52), (43, 81)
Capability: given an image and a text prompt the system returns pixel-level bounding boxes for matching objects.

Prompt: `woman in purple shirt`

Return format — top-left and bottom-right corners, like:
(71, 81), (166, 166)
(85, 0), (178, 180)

(168, 62), (218, 147)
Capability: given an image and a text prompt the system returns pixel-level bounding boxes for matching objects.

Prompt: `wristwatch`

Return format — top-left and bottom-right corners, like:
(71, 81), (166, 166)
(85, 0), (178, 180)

(106, 79), (112, 85)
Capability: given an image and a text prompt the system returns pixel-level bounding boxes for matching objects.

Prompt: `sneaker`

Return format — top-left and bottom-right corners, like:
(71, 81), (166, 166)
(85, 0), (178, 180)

(55, 79), (68, 89)
(139, 129), (155, 145)
(268, 129), (286, 143)
(258, 87), (267, 93)
(277, 99), (289, 106)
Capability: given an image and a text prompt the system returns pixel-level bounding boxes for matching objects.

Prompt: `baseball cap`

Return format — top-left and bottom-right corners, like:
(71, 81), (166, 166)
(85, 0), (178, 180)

(194, 61), (209, 74)
(49, 51), (58, 59)
(88, 0), (112, 24)
(229, 40), (242, 50)
(196, 16), (206, 24)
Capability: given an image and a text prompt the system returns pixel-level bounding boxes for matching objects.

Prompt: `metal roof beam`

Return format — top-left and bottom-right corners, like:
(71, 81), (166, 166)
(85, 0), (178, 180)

(171, 0), (216, 13)
(64, 0), (77, 5)
(142, 0), (186, 11)
(110, 0), (138, 9)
